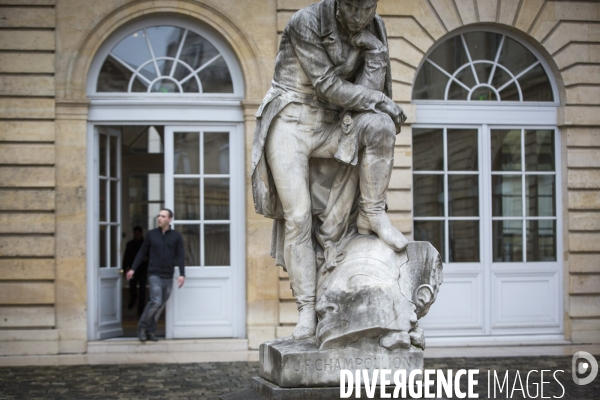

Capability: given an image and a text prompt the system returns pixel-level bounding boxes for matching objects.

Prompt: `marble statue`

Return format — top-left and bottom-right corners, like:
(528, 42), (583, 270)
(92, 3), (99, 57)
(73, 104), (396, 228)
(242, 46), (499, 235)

(251, 0), (443, 388)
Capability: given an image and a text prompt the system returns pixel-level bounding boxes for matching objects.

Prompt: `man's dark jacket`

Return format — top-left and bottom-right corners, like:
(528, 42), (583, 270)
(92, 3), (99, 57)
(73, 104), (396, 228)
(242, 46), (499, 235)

(131, 228), (185, 279)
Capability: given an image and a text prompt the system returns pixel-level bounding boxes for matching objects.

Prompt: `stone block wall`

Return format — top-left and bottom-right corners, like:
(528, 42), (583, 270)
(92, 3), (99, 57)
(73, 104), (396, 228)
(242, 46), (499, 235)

(0, 0), (58, 355)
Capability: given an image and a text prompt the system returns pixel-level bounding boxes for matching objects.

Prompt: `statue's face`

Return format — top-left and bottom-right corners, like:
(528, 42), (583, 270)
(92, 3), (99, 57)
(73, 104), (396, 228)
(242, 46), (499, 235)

(337, 0), (378, 33)
(315, 256), (416, 350)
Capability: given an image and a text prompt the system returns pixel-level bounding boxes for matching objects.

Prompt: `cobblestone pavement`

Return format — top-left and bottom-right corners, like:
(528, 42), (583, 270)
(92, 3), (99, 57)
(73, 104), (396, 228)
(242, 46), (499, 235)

(0, 357), (598, 399)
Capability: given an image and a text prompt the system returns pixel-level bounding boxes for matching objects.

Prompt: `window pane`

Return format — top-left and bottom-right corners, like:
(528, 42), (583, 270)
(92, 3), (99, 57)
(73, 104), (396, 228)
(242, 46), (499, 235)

(175, 224), (200, 266)
(428, 35), (469, 74)
(198, 57), (233, 93)
(498, 37), (537, 77)
(174, 178), (199, 220)
(518, 64), (553, 102)
(99, 225), (107, 268)
(473, 63), (493, 86)
(179, 31), (220, 71)
(448, 81), (469, 100)
(413, 175), (444, 217)
(525, 130), (554, 171)
(204, 178), (229, 220)
(527, 220), (556, 261)
(99, 135), (107, 177)
(463, 32), (503, 61)
(412, 61), (448, 100)
(174, 132), (199, 174)
(492, 175), (522, 217)
(110, 180), (119, 222)
(413, 128), (443, 171)
(97, 56), (133, 92)
(498, 82), (520, 101)
(526, 175), (555, 217)
(471, 86), (497, 101)
(205, 224), (230, 266)
(414, 220), (445, 262)
(111, 226), (119, 268)
(493, 220), (523, 262)
(151, 79), (180, 93)
(99, 179), (107, 222)
(109, 135), (118, 178)
(449, 220), (479, 262)
(204, 132), (229, 174)
(111, 30), (153, 71)
(448, 129), (478, 171)
(146, 26), (185, 60)
(491, 67), (512, 89)
(454, 66), (477, 89)
(491, 129), (521, 171)
(449, 174), (479, 217)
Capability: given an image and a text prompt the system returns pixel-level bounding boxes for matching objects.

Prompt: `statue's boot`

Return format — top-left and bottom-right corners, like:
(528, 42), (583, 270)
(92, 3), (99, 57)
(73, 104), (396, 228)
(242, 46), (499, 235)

(357, 119), (408, 252)
(284, 243), (317, 339)
(357, 212), (408, 251)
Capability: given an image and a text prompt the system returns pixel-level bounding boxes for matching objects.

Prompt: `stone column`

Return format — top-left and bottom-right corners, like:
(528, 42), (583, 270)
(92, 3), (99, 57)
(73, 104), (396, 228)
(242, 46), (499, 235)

(54, 100), (90, 353)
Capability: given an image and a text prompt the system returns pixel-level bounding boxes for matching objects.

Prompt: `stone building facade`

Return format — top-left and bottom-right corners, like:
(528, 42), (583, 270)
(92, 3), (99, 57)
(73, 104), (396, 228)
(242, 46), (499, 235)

(0, 0), (598, 355)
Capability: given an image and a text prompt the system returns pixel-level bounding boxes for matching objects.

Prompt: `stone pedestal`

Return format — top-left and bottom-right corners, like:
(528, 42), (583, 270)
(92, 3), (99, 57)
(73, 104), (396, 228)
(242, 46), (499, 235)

(259, 336), (423, 388)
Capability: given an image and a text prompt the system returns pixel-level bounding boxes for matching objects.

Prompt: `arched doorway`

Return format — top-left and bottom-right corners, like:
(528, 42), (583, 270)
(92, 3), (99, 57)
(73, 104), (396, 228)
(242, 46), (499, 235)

(411, 27), (564, 341)
(85, 15), (245, 340)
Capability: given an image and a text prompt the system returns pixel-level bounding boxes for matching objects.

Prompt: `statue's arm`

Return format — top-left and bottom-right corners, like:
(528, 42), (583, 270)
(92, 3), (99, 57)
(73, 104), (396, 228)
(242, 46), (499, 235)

(286, 13), (384, 111)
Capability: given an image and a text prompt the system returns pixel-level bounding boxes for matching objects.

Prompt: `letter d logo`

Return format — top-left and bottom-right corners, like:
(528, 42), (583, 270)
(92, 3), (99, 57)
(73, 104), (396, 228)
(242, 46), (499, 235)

(572, 351), (598, 386)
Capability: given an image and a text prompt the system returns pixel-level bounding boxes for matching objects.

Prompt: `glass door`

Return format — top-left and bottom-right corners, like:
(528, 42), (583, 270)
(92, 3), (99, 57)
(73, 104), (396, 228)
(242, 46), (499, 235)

(96, 126), (123, 339)
(165, 125), (244, 338)
(413, 124), (562, 336)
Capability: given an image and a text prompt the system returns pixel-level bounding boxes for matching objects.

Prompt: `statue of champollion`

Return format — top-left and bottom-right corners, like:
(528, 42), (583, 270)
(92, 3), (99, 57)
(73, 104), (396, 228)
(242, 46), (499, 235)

(251, 0), (443, 390)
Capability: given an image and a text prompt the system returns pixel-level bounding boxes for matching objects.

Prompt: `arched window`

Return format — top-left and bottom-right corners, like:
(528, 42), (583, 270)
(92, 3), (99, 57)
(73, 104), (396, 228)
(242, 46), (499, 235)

(413, 31), (555, 102)
(411, 28), (563, 341)
(88, 18), (243, 98)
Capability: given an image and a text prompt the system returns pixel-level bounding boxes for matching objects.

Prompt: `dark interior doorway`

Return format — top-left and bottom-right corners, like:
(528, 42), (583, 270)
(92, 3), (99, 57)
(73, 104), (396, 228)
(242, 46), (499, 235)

(113, 125), (166, 337)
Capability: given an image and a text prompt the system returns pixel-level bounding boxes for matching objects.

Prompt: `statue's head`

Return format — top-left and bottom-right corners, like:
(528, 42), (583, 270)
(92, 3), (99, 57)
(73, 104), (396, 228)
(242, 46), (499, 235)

(315, 236), (417, 350)
(336, 0), (378, 34)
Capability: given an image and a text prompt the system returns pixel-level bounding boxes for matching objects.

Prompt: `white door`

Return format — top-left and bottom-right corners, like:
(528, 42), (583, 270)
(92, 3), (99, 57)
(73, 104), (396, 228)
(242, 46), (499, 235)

(165, 125), (245, 338)
(96, 127), (123, 339)
(414, 124), (562, 337)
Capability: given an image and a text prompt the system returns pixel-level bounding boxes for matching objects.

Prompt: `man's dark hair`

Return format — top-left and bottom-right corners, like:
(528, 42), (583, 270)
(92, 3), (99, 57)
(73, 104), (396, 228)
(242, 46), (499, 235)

(160, 208), (173, 218)
(133, 226), (143, 233)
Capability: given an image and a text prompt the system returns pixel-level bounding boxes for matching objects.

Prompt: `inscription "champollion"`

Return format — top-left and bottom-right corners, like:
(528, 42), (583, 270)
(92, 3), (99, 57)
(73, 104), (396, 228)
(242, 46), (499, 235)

(292, 356), (410, 372)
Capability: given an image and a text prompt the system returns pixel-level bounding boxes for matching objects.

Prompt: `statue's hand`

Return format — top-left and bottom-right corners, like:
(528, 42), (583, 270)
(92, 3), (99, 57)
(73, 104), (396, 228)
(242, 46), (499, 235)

(350, 29), (386, 52)
(376, 96), (406, 126)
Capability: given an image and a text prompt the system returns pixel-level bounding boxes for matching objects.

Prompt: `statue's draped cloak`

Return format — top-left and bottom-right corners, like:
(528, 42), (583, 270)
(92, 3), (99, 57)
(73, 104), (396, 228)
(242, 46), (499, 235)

(251, 0), (393, 268)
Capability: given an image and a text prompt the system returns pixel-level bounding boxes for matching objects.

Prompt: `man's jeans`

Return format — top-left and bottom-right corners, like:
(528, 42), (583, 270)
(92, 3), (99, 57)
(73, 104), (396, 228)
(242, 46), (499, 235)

(138, 275), (172, 334)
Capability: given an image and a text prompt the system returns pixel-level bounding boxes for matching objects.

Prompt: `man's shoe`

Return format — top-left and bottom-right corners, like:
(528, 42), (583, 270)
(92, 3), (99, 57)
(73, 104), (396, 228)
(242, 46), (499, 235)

(138, 329), (147, 342)
(147, 333), (159, 342)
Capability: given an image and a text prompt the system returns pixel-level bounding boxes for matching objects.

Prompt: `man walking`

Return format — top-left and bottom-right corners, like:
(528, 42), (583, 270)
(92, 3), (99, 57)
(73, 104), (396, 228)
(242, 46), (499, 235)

(122, 226), (148, 316)
(126, 208), (185, 342)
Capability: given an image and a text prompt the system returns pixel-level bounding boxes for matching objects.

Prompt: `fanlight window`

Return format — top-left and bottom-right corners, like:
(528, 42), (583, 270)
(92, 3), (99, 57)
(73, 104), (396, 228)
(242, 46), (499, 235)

(97, 25), (233, 94)
(413, 31), (554, 102)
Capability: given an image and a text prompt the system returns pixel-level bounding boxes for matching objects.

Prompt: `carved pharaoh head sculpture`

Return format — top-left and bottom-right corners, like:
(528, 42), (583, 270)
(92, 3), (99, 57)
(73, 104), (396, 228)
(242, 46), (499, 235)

(315, 236), (442, 351)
